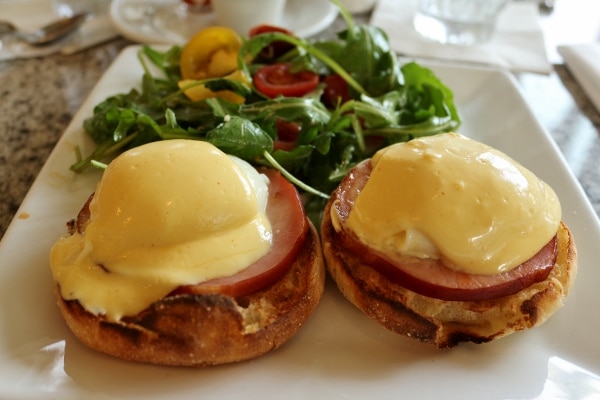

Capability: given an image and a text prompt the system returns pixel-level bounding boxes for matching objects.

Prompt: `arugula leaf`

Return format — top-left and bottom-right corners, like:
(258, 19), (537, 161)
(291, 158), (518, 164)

(241, 97), (331, 127)
(239, 32), (368, 96)
(71, 1), (461, 226)
(139, 45), (182, 84)
(318, 24), (403, 97)
(401, 62), (460, 125)
(206, 115), (273, 160)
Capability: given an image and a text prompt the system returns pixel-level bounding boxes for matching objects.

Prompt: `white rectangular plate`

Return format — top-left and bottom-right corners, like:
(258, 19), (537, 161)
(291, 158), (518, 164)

(1, 46), (599, 399)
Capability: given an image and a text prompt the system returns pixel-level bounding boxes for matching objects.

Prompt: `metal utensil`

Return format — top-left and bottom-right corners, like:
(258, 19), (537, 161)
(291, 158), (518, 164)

(0, 13), (88, 46)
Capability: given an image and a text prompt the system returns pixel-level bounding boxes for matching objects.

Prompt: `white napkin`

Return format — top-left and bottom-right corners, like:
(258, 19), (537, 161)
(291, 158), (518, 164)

(370, 0), (551, 74)
(558, 43), (600, 114)
(0, 0), (119, 60)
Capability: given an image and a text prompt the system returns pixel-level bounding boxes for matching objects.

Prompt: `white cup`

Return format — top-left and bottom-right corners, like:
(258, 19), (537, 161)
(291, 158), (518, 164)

(413, 0), (508, 46)
(52, 0), (111, 17)
(211, 0), (287, 35)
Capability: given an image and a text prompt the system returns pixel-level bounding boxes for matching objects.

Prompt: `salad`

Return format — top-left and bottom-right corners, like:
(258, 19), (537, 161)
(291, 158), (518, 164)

(71, 0), (460, 225)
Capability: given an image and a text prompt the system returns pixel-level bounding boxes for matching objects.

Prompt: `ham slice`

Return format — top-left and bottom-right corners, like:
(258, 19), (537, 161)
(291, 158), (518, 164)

(76, 168), (308, 298)
(331, 160), (557, 302)
(176, 168), (308, 297)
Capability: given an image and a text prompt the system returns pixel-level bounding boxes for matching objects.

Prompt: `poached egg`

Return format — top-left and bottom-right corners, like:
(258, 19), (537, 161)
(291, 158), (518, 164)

(51, 140), (272, 321)
(337, 133), (561, 275)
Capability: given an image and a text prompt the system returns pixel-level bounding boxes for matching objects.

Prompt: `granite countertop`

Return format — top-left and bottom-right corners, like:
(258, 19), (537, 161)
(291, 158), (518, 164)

(0, 22), (599, 240)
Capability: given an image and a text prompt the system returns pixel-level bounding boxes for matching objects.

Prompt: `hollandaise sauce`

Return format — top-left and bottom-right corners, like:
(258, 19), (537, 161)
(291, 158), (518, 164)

(339, 133), (561, 275)
(51, 140), (272, 321)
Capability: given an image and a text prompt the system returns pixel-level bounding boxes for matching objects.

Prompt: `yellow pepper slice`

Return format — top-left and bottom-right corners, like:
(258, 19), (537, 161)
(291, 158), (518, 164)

(178, 70), (249, 104)
(180, 26), (242, 80)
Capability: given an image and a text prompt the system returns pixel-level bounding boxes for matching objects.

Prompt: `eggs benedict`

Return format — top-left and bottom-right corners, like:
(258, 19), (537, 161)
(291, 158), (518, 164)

(321, 133), (577, 348)
(51, 139), (325, 366)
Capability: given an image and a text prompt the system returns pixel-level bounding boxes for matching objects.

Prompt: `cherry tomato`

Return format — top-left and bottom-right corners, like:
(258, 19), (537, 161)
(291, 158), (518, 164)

(274, 119), (301, 151)
(249, 24), (295, 61)
(253, 63), (319, 98)
(248, 24), (291, 37)
(273, 140), (297, 152)
(182, 0), (210, 5)
(180, 26), (242, 80)
(321, 74), (352, 108)
(182, 0), (211, 9)
(275, 119), (301, 142)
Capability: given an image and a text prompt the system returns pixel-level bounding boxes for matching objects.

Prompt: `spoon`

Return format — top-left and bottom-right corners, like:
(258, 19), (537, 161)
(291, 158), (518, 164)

(0, 13), (88, 46)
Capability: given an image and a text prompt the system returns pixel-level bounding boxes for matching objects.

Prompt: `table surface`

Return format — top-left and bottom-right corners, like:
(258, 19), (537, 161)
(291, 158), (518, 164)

(0, 2), (599, 241)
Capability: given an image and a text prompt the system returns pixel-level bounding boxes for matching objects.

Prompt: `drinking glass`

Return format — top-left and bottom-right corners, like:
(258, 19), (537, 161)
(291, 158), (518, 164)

(413, 0), (508, 46)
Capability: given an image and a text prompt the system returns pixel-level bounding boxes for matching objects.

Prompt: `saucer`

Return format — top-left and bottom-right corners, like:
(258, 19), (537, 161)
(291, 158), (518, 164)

(109, 0), (338, 44)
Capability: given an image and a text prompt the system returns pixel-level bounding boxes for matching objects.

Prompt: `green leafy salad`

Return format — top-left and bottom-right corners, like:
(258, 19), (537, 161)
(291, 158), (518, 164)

(71, 0), (460, 225)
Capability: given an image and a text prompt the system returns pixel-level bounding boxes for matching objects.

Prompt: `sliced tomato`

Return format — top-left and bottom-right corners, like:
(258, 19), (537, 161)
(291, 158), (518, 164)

(321, 74), (352, 108)
(174, 168), (308, 297)
(253, 63), (319, 98)
(331, 160), (558, 302)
